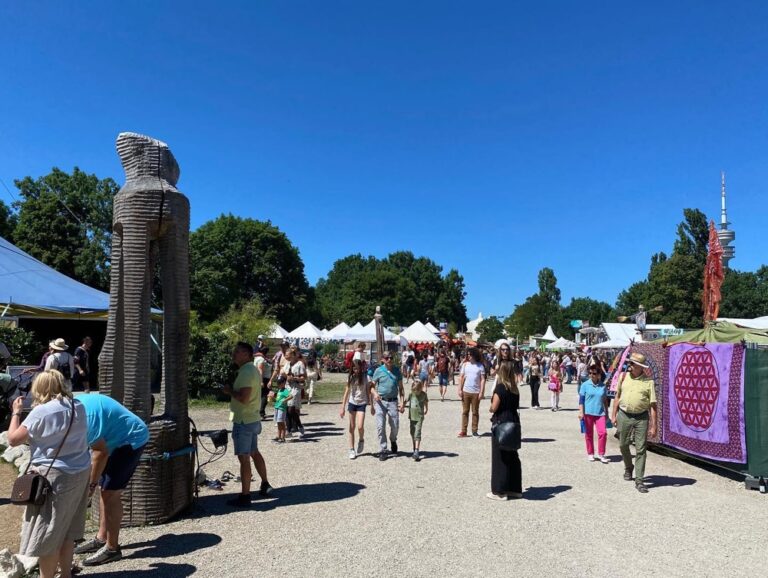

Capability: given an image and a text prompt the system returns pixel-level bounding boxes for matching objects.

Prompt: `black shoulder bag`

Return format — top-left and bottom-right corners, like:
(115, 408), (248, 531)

(11, 399), (76, 506)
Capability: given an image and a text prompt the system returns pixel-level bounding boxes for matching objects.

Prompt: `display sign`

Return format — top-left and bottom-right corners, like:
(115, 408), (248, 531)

(660, 328), (685, 336)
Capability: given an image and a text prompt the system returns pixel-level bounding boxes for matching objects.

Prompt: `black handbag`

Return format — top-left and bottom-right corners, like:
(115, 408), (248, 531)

(493, 419), (521, 451)
(11, 399), (75, 506)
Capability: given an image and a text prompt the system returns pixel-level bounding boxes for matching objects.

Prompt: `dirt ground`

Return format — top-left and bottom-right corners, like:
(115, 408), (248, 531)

(0, 461), (22, 552)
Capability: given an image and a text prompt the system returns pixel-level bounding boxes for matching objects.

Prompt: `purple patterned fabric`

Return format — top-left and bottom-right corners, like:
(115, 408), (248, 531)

(664, 343), (746, 463)
(631, 342), (666, 444)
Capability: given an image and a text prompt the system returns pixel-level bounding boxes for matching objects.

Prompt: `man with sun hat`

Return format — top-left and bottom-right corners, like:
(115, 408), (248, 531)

(611, 351), (658, 493)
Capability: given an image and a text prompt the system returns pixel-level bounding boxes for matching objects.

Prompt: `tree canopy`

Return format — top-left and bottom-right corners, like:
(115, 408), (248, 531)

(0, 199), (16, 240)
(189, 214), (312, 327)
(11, 168), (118, 290)
(475, 316), (505, 343)
(315, 251), (468, 327)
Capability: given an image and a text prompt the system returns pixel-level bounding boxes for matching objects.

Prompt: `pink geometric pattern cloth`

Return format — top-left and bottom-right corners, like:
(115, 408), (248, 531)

(630, 342), (666, 444)
(664, 342), (746, 463)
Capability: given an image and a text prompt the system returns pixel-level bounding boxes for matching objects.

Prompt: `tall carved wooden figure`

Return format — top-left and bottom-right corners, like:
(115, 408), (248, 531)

(99, 132), (192, 525)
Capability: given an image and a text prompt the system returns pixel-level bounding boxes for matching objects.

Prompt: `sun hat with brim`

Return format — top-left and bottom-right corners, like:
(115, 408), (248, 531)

(627, 352), (649, 368)
(49, 338), (69, 351)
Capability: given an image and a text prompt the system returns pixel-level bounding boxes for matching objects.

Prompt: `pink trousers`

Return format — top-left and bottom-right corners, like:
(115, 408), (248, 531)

(584, 414), (607, 456)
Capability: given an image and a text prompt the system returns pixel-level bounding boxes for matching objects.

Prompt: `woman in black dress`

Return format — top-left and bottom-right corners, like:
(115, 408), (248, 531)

(488, 361), (522, 500)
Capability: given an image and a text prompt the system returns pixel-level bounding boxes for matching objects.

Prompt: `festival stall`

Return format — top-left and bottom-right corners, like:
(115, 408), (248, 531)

(287, 321), (324, 349)
(609, 323), (768, 490)
(268, 324), (290, 340)
(400, 321), (440, 344)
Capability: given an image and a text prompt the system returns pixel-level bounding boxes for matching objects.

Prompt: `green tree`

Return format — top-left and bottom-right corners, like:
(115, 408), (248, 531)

(503, 267), (568, 338)
(673, 208), (709, 263)
(0, 199), (17, 240)
(476, 316), (505, 343)
(719, 267), (768, 318)
(12, 168), (118, 290)
(190, 214), (312, 327)
(0, 325), (44, 366)
(563, 297), (614, 331)
(315, 251), (467, 327)
(615, 280), (649, 316)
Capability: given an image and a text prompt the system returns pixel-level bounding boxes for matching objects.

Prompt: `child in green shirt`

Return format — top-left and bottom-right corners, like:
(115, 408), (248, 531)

(269, 383), (293, 442)
(401, 379), (428, 461)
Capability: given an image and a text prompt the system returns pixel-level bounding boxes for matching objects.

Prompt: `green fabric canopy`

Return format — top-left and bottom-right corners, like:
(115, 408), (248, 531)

(658, 321), (768, 345)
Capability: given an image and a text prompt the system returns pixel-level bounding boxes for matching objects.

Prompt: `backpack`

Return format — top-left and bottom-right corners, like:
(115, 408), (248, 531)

(53, 352), (72, 380)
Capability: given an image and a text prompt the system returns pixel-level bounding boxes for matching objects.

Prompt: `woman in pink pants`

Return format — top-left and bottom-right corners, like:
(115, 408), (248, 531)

(578, 365), (610, 463)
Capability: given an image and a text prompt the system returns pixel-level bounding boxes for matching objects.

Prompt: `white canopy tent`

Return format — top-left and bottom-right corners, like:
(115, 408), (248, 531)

(541, 325), (558, 342)
(718, 316), (768, 330)
(287, 321), (324, 340)
(400, 321), (440, 343)
(268, 324), (290, 339)
(546, 337), (577, 350)
(345, 319), (406, 345)
(326, 321), (351, 341)
(424, 322), (440, 334)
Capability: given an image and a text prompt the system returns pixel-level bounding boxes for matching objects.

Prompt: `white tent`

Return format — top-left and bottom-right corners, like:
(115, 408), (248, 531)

(326, 322), (351, 340)
(718, 316), (768, 330)
(268, 324), (290, 339)
(287, 321), (324, 340)
(400, 321), (440, 343)
(591, 339), (629, 349)
(320, 328), (331, 338)
(494, 338), (509, 349)
(541, 325), (558, 341)
(345, 319), (404, 344)
(425, 322), (440, 334)
(546, 337), (577, 350)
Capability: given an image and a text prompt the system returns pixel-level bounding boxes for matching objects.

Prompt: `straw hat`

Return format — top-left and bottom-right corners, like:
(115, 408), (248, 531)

(49, 338), (69, 352)
(627, 352), (649, 368)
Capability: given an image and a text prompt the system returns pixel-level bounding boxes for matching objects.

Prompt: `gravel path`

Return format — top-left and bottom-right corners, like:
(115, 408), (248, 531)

(74, 382), (767, 577)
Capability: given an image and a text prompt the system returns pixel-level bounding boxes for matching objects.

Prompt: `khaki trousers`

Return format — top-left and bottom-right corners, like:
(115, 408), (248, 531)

(461, 392), (480, 434)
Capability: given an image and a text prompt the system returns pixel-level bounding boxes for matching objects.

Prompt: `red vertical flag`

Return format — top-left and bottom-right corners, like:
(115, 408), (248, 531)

(703, 220), (725, 322)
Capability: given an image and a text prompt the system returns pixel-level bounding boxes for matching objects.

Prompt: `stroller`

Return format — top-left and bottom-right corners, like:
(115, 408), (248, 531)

(1, 342), (32, 431)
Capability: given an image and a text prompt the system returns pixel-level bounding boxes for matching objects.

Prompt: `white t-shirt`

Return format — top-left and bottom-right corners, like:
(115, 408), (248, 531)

(45, 351), (75, 383)
(460, 362), (485, 394)
(24, 398), (91, 474)
(253, 355), (266, 383)
(288, 361), (306, 407)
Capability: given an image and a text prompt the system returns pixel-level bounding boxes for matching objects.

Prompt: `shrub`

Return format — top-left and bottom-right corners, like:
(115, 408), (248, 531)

(0, 325), (44, 366)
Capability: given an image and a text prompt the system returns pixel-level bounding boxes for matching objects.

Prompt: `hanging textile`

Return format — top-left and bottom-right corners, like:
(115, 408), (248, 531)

(631, 342), (666, 444)
(664, 342), (746, 463)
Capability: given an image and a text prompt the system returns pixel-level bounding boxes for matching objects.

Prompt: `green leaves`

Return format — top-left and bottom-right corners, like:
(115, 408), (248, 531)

(315, 251), (467, 327)
(476, 316), (505, 343)
(10, 168), (118, 290)
(189, 214), (313, 327)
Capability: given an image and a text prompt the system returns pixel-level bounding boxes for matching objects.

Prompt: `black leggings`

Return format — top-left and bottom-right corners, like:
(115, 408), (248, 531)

(529, 376), (541, 407)
(287, 406), (303, 433)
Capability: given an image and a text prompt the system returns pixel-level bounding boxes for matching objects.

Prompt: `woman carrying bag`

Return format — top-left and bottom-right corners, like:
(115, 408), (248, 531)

(487, 362), (523, 500)
(7, 370), (90, 578)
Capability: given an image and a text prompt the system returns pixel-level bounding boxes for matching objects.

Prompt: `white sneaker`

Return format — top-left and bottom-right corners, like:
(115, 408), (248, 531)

(348, 448), (356, 460)
(356, 440), (364, 456)
(587, 455), (596, 462)
(598, 455), (610, 464)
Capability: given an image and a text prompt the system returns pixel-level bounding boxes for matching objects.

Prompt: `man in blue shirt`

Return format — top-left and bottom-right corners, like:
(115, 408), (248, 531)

(73, 394), (149, 566)
(369, 353), (404, 461)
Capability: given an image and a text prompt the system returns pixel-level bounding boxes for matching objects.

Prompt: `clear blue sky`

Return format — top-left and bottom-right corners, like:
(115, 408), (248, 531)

(1, 1), (766, 323)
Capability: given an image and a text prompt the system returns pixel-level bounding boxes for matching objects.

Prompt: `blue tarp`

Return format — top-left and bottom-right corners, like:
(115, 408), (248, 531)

(0, 235), (110, 314)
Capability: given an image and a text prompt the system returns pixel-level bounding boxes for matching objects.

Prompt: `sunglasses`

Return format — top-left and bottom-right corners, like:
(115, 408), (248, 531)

(589, 371), (600, 376)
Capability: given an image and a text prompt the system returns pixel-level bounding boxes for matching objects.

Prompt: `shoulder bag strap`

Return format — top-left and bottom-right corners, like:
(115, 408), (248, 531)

(41, 398), (76, 478)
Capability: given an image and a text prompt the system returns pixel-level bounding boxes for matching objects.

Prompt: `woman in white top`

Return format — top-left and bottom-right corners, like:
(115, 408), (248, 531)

(7, 370), (90, 578)
(339, 359), (369, 459)
(286, 347), (306, 438)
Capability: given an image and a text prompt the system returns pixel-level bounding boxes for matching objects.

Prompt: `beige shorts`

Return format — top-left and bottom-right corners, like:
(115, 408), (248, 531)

(19, 467), (89, 557)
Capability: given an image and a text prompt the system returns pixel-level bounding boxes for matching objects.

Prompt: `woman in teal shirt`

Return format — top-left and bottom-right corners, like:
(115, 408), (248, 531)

(578, 365), (610, 463)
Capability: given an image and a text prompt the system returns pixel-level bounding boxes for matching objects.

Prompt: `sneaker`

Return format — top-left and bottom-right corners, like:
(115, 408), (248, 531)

(227, 494), (251, 508)
(390, 441), (398, 454)
(82, 545), (122, 566)
(505, 492), (523, 499)
(259, 481), (273, 497)
(624, 468), (634, 481)
(472, 432), (480, 438)
(378, 450), (388, 462)
(457, 432), (467, 438)
(356, 440), (364, 456)
(414, 450), (421, 461)
(636, 482), (649, 494)
(598, 455), (610, 464)
(485, 492), (508, 501)
(587, 455), (596, 462)
(74, 537), (105, 555)
(348, 448), (356, 460)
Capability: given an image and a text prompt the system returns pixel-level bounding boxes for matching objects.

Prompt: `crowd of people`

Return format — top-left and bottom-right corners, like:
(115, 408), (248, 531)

(2, 334), (657, 575)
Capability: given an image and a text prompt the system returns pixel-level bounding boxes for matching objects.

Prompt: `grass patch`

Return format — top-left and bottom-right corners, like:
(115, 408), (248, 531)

(312, 381), (346, 403)
(189, 394), (228, 408)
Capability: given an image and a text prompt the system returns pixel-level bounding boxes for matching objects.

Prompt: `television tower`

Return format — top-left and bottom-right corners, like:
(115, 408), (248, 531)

(717, 171), (735, 268)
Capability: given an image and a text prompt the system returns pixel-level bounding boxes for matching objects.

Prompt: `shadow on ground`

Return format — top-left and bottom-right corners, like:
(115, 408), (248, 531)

(0, 497), (9, 506)
(644, 475), (697, 488)
(414, 451), (459, 460)
(522, 438), (556, 443)
(524, 485), (572, 501)
(192, 482), (366, 516)
(123, 532), (222, 560)
(86, 562), (196, 577)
